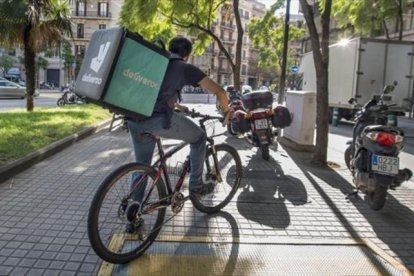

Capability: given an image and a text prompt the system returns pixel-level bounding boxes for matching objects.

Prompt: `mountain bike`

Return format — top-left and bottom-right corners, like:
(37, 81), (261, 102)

(87, 110), (242, 264)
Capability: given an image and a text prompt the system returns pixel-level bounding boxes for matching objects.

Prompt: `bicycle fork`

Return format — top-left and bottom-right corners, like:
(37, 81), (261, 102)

(208, 143), (223, 183)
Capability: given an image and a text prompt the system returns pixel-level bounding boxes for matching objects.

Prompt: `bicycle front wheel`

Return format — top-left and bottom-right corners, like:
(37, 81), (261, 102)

(191, 144), (242, 214)
(87, 163), (166, 264)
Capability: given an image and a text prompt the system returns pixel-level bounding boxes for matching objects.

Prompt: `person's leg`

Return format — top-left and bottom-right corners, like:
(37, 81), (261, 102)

(154, 113), (207, 192)
(127, 119), (157, 202)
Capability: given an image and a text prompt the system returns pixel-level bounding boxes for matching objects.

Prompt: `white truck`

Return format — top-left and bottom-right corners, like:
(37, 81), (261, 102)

(299, 37), (414, 121)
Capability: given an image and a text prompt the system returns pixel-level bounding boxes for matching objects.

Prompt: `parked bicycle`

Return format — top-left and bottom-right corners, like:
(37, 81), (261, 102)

(87, 110), (242, 264)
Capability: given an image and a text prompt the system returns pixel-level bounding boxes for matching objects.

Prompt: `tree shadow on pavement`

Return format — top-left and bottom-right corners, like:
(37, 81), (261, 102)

(285, 147), (414, 273)
(236, 149), (309, 229)
(154, 211), (242, 275)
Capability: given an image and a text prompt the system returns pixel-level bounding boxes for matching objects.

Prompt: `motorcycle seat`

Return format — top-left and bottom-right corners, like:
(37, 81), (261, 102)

(363, 125), (404, 135)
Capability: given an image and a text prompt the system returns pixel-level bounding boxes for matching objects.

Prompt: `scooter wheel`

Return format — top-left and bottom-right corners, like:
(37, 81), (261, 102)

(57, 98), (65, 106)
(261, 144), (270, 161)
(227, 123), (238, 136)
(367, 186), (387, 211)
(344, 146), (352, 171)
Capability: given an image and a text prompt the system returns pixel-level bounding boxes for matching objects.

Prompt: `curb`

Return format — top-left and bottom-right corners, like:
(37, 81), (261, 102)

(0, 119), (112, 184)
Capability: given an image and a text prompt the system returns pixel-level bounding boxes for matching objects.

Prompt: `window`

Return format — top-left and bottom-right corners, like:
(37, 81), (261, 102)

(245, 11), (250, 19)
(243, 50), (246, 59)
(76, 1), (86, 16)
(99, 24), (106, 30)
(77, 24), (84, 38)
(75, 45), (86, 58)
(98, 2), (108, 17)
(241, 64), (247, 75)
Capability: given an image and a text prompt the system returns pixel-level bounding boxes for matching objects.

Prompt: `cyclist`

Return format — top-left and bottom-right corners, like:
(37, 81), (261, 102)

(126, 37), (233, 216)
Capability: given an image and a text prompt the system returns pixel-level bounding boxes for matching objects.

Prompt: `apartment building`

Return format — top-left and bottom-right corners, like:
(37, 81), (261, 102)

(190, 0), (267, 88)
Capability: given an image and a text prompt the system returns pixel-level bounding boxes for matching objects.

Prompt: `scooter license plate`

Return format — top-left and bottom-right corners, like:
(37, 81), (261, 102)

(254, 119), (268, 130)
(371, 154), (399, 175)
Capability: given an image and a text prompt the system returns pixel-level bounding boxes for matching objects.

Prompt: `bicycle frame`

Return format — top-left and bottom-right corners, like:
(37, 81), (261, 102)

(135, 114), (225, 213)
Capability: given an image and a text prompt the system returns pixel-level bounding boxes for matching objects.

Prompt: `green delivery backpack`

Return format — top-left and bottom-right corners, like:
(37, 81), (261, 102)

(74, 27), (169, 119)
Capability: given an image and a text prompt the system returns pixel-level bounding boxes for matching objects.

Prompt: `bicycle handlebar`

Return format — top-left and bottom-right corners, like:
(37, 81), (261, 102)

(186, 109), (232, 126)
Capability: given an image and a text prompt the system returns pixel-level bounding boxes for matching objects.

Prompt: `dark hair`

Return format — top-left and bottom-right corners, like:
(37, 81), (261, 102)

(168, 37), (192, 58)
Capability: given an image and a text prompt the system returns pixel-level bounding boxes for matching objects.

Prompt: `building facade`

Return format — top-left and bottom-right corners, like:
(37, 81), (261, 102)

(190, 0), (267, 88)
(2, 0), (266, 89)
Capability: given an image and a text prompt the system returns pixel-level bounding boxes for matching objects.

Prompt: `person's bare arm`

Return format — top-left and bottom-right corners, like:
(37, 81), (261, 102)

(199, 77), (230, 113)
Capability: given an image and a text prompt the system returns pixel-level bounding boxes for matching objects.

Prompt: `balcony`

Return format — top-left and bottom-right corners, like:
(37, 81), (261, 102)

(218, 67), (232, 74)
(220, 22), (235, 30)
(222, 40), (235, 45)
(219, 52), (234, 58)
(73, 11), (112, 19)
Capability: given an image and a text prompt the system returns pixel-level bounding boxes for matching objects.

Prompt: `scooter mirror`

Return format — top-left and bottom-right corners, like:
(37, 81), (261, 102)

(382, 95), (392, 101)
(383, 84), (395, 94)
(348, 98), (357, 104)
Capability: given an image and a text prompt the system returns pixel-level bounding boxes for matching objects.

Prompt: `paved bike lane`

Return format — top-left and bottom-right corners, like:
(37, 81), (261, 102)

(0, 104), (413, 275)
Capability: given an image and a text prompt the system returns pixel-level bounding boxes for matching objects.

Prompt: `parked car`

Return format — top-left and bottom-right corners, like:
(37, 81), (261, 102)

(0, 79), (39, 98)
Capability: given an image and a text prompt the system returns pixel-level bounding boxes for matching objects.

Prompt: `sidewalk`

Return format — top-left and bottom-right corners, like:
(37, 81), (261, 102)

(0, 104), (413, 275)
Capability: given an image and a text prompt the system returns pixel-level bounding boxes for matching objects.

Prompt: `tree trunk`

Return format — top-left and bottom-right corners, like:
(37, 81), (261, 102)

(233, 0), (243, 91)
(24, 24), (35, 112)
(299, 0), (332, 165)
(398, 0), (403, 40)
(382, 20), (390, 39)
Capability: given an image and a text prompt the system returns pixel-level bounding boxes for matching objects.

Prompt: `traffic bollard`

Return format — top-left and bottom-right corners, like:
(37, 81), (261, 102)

(332, 107), (339, 127)
(387, 113), (396, 126)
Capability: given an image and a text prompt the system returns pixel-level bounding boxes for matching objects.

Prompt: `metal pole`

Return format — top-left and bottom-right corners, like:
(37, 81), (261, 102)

(278, 0), (291, 104)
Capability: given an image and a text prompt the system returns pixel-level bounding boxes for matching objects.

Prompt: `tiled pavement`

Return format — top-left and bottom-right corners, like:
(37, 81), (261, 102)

(1, 105), (414, 275)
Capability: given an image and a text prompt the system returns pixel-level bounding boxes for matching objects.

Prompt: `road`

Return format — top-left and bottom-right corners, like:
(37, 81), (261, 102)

(0, 91), (62, 111)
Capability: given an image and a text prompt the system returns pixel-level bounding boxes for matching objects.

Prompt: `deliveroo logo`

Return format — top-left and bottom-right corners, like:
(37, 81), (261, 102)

(90, 42), (111, 73)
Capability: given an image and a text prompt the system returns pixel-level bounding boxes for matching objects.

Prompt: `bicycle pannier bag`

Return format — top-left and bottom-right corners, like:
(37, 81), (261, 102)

(231, 110), (250, 134)
(74, 27), (169, 118)
(272, 105), (292, 128)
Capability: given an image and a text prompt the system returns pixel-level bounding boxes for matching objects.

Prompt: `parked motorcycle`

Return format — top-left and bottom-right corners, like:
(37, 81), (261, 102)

(230, 90), (291, 160)
(57, 86), (88, 106)
(226, 91), (244, 135)
(344, 81), (412, 211)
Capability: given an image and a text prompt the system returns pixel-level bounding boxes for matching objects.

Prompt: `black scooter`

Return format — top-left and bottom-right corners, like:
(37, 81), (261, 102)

(57, 87), (88, 106)
(344, 82), (412, 210)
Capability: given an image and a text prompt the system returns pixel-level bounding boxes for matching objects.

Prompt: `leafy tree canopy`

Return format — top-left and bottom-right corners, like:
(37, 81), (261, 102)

(0, 54), (15, 74)
(248, 1), (304, 71)
(120, 0), (227, 55)
(332, 0), (408, 37)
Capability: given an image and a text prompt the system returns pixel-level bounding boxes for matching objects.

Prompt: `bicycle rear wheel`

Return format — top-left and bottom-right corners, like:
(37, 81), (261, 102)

(87, 163), (166, 264)
(191, 144), (242, 214)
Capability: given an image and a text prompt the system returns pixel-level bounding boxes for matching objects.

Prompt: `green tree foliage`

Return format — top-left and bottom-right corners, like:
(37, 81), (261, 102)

(120, 0), (244, 89)
(332, 0), (408, 39)
(248, 2), (304, 81)
(0, 0), (72, 111)
(0, 54), (15, 76)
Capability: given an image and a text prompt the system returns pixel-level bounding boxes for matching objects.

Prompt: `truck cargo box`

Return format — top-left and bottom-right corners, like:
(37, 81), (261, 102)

(299, 37), (414, 118)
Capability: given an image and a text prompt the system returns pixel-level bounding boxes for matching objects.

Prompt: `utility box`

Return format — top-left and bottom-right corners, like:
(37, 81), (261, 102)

(282, 91), (316, 147)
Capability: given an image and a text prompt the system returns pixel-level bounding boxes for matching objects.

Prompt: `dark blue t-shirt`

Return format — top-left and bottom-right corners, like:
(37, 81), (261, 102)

(153, 58), (206, 114)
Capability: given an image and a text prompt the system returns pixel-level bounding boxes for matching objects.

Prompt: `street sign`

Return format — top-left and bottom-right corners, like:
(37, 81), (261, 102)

(290, 65), (298, 74)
